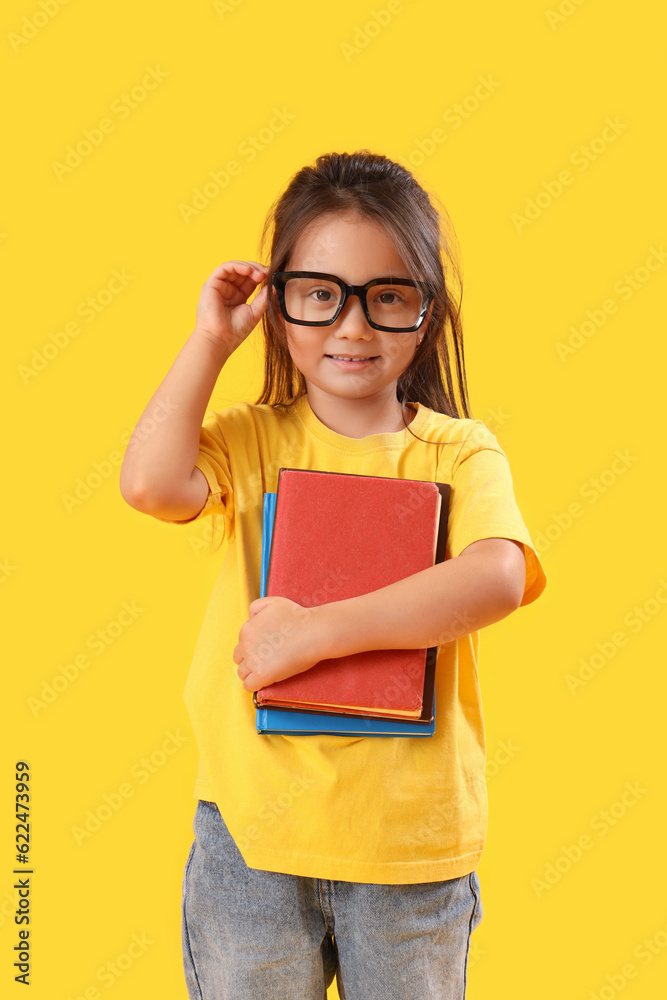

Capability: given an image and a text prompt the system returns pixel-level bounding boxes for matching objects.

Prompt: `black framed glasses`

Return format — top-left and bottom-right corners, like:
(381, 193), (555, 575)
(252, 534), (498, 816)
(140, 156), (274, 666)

(272, 271), (433, 333)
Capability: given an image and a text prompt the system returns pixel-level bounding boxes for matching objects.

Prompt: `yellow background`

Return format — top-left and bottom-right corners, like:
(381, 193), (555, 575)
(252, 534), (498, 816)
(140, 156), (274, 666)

(2, 1), (666, 997)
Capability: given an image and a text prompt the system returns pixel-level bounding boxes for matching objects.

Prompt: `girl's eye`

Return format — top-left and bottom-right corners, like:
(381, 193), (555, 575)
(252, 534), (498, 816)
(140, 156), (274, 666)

(303, 285), (337, 302)
(374, 290), (404, 305)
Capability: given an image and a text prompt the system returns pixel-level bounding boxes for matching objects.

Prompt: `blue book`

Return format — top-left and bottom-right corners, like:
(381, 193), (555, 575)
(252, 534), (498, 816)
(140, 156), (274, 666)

(256, 491), (436, 737)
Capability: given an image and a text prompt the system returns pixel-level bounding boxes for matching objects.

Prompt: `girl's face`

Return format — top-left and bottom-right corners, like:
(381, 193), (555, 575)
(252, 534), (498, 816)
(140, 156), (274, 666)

(277, 212), (431, 429)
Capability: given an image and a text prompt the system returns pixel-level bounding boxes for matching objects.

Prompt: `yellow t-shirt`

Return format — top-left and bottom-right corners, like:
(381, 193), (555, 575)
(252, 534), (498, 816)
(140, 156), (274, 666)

(169, 393), (547, 884)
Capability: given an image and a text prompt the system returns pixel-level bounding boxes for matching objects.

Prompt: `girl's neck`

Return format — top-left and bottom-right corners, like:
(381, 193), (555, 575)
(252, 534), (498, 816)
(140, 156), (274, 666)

(303, 384), (417, 439)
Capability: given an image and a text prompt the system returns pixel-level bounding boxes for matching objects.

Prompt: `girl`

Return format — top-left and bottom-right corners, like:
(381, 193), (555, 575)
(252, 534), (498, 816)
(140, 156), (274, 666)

(120, 150), (547, 1000)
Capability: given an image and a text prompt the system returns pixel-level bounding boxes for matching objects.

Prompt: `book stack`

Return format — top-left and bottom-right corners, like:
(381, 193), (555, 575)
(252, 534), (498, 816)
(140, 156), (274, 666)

(254, 469), (450, 737)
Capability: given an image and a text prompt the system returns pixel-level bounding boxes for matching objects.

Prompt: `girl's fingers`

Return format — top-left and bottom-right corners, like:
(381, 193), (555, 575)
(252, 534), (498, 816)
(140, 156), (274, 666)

(198, 261), (270, 324)
(203, 262), (270, 302)
(248, 283), (269, 316)
(233, 274), (268, 301)
(207, 260), (269, 283)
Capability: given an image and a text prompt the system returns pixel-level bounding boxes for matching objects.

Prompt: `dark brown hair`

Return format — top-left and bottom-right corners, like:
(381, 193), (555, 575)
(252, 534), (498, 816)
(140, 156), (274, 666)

(255, 150), (472, 435)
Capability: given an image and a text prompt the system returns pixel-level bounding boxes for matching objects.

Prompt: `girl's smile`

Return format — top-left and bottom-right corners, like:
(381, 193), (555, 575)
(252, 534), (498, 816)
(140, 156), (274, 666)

(278, 211), (431, 438)
(325, 355), (378, 368)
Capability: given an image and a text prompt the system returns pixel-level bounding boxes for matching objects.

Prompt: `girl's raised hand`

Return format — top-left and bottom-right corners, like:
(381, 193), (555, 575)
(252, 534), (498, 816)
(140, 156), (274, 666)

(194, 260), (270, 355)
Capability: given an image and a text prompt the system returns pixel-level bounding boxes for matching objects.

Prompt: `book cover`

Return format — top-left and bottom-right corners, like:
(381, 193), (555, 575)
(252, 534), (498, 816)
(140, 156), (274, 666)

(254, 469), (449, 719)
(256, 492), (439, 737)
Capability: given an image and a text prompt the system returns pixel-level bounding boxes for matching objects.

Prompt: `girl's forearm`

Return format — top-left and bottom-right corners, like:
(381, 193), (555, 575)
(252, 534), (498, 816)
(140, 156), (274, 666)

(313, 542), (525, 656)
(119, 328), (230, 507)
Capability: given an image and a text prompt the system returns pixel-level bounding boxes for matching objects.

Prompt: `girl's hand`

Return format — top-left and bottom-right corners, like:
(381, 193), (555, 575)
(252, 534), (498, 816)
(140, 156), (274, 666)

(233, 597), (327, 692)
(194, 260), (270, 355)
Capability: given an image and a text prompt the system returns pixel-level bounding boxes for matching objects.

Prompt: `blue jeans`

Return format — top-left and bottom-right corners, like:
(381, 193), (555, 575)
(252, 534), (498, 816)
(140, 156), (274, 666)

(182, 800), (483, 1000)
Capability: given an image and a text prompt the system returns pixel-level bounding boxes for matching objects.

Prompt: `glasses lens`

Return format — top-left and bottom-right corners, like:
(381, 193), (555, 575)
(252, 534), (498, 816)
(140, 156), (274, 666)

(366, 283), (424, 329)
(282, 276), (426, 329)
(284, 277), (342, 323)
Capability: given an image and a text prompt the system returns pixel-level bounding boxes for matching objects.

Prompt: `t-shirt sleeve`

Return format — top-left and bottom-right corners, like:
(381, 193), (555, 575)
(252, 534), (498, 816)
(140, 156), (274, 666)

(444, 420), (547, 607)
(156, 410), (234, 536)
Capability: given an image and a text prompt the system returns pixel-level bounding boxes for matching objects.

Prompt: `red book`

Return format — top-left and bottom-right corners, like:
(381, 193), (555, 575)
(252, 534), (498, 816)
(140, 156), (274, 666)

(253, 469), (449, 720)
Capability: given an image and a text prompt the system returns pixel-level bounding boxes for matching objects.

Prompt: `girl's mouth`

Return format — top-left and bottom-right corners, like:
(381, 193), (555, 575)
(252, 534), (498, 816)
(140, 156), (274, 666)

(325, 355), (379, 369)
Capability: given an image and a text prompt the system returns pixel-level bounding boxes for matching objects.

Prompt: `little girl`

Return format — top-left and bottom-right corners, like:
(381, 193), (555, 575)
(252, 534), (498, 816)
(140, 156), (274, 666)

(120, 150), (547, 1000)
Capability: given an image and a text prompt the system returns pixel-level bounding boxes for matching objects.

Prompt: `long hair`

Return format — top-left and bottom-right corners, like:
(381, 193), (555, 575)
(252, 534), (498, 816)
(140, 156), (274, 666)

(254, 150), (472, 434)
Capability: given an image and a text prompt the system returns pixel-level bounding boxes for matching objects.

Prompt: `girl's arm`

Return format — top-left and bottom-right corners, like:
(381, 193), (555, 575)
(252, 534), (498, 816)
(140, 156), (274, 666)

(235, 538), (527, 691)
(315, 536), (527, 653)
(119, 330), (231, 520)
(119, 260), (269, 521)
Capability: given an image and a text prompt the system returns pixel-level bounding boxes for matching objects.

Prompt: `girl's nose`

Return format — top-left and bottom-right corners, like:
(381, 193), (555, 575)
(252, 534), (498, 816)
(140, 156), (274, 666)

(332, 296), (373, 338)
